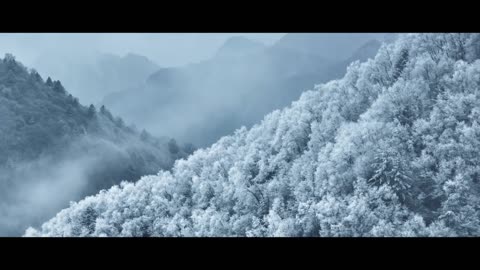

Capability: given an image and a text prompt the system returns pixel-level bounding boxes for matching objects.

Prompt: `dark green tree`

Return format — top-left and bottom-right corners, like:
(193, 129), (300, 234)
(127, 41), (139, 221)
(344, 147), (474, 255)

(46, 77), (53, 87)
(87, 104), (96, 118)
(30, 69), (42, 83)
(100, 105), (113, 121)
(53, 80), (65, 93)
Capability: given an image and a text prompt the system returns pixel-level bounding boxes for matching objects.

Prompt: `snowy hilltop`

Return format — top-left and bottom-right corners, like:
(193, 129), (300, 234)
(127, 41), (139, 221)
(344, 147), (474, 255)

(26, 33), (480, 237)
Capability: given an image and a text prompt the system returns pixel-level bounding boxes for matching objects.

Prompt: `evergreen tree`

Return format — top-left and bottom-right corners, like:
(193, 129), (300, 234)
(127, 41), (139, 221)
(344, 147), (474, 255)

(368, 150), (412, 202)
(100, 105), (113, 121)
(87, 104), (96, 118)
(46, 77), (53, 87)
(53, 80), (65, 93)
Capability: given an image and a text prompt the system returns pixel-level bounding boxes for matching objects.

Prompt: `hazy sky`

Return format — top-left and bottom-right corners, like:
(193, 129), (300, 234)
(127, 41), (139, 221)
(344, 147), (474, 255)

(0, 33), (286, 67)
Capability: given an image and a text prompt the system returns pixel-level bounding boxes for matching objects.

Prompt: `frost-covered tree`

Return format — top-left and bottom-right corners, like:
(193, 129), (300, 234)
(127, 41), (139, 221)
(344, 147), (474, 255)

(26, 34), (480, 237)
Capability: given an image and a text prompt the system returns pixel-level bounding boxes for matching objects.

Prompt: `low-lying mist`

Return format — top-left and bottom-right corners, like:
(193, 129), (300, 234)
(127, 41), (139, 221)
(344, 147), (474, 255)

(0, 150), (94, 236)
(0, 133), (185, 236)
(0, 53), (193, 235)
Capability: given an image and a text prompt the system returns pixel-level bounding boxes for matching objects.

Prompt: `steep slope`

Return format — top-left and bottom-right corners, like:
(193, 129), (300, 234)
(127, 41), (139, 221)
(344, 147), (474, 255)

(103, 34), (381, 147)
(27, 33), (480, 237)
(0, 54), (191, 236)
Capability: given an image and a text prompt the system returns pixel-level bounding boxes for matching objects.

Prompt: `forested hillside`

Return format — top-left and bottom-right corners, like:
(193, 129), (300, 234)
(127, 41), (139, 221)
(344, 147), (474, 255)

(27, 33), (480, 237)
(0, 54), (192, 235)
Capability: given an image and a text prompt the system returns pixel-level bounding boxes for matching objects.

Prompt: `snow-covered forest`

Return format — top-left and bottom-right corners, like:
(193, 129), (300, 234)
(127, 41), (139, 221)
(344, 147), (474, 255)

(17, 33), (480, 237)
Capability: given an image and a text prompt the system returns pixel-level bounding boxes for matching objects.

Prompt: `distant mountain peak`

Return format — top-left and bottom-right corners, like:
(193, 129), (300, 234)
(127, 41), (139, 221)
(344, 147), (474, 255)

(97, 52), (158, 66)
(215, 36), (265, 58)
(273, 33), (386, 61)
(346, 39), (382, 62)
(123, 52), (156, 63)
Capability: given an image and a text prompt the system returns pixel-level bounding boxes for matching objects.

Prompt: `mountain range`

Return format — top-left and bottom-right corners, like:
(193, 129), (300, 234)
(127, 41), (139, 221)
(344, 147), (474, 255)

(102, 34), (391, 147)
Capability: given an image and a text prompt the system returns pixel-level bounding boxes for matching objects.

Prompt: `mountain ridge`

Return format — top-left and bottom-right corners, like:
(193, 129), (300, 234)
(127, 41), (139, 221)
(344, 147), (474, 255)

(27, 33), (480, 237)
(0, 54), (191, 236)
(103, 34), (382, 147)
(214, 36), (265, 59)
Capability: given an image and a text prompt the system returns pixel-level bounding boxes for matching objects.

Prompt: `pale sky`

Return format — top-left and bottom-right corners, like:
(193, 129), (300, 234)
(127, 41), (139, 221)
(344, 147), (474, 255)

(0, 33), (286, 67)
